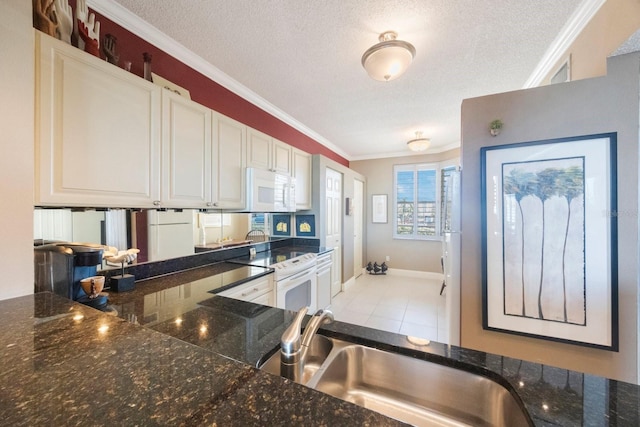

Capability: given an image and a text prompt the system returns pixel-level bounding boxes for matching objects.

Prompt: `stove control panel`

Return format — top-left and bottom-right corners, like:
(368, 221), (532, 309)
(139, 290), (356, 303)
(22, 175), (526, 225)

(271, 253), (317, 280)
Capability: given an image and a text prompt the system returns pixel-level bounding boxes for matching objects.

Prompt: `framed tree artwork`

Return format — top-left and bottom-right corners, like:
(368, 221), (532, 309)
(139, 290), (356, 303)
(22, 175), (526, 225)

(480, 133), (618, 350)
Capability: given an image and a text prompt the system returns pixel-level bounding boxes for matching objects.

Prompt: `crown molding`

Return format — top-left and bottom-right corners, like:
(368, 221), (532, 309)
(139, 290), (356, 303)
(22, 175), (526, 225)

(86, 0), (350, 161)
(523, 0), (606, 88)
(349, 141), (460, 161)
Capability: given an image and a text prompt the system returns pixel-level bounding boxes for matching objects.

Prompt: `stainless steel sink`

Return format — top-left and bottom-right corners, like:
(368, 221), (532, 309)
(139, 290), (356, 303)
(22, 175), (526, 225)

(259, 336), (531, 427)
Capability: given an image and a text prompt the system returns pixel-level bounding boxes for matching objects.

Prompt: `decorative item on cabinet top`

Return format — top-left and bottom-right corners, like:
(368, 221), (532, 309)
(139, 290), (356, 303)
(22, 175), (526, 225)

(102, 34), (119, 65)
(33, 0), (101, 57)
(153, 73), (191, 99)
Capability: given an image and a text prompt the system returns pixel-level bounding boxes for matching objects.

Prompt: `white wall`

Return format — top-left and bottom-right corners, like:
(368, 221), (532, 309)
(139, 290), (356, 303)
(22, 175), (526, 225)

(0, 1), (34, 299)
(460, 53), (640, 383)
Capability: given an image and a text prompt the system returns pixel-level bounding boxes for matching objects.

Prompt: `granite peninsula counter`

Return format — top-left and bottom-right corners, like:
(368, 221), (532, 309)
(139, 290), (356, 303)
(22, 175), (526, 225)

(1, 293), (404, 426)
(3, 271), (640, 425)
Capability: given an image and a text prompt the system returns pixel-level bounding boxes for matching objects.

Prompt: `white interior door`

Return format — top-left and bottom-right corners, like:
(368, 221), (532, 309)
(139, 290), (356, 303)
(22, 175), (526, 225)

(353, 179), (364, 279)
(326, 168), (342, 296)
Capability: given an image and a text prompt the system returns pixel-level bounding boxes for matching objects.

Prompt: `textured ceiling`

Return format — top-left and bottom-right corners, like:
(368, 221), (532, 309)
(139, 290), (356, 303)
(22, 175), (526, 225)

(110, 0), (584, 160)
(612, 29), (640, 57)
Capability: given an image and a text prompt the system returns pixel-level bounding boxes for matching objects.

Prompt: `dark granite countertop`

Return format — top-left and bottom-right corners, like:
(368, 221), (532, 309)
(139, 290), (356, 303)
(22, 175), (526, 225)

(122, 283), (640, 426)
(10, 243), (640, 425)
(106, 260), (640, 426)
(0, 293), (405, 426)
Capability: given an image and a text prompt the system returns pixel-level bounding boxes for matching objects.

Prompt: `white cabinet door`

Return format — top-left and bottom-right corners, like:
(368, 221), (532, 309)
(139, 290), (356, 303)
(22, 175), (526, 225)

(247, 127), (272, 171)
(218, 275), (275, 306)
(161, 90), (212, 208)
(317, 264), (332, 309)
(292, 148), (312, 210)
(212, 112), (246, 209)
(251, 291), (275, 307)
(35, 32), (161, 208)
(272, 138), (291, 174)
(247, 128), (291, 174)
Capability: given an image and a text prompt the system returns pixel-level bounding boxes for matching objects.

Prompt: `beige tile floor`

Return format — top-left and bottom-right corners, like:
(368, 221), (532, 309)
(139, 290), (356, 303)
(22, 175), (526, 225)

(329, 272), (447, 343)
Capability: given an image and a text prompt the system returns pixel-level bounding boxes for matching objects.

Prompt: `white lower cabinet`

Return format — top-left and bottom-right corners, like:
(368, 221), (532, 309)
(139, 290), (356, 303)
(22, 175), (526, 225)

(250, 291), (274, 307)
(35, 31), (161, 208)
(218, 275), (275, 307)
(316, 253), (333, 309)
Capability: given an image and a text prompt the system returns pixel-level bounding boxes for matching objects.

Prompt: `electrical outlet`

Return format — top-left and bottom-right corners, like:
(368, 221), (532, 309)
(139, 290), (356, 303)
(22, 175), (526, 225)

(385, 255), (390, 262)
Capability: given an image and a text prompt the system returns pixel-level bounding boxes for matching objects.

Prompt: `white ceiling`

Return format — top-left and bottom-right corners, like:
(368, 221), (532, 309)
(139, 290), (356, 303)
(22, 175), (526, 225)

(98, 0), (595, 161)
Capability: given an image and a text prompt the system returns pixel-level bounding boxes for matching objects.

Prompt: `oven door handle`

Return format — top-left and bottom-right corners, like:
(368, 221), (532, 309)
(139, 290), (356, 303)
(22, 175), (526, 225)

(280, 267), (316, 284)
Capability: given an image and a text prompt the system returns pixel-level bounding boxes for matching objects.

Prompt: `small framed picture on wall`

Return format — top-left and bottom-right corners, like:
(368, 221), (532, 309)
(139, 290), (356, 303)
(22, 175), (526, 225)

(372, 194), (387, 223)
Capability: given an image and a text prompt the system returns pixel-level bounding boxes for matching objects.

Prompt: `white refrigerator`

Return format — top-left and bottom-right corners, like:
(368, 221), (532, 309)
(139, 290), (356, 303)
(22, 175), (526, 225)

(147, 210), (195, 261)
(442, 169), (461, 346)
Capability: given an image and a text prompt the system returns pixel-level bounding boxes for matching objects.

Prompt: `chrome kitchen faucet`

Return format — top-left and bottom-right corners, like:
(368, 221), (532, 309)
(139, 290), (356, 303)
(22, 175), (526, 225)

(280, 307), (334, 382)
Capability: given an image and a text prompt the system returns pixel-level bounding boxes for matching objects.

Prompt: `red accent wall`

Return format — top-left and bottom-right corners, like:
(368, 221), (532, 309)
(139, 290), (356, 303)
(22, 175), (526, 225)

(67, 1), (348, 166)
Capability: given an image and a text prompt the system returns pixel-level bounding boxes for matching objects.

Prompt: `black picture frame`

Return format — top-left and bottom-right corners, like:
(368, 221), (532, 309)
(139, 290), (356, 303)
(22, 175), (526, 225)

(480, 133), (618, 351)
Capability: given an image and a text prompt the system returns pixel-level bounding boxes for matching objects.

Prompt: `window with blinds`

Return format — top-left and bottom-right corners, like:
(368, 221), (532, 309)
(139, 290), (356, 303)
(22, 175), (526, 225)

(393, 162), (457, 240)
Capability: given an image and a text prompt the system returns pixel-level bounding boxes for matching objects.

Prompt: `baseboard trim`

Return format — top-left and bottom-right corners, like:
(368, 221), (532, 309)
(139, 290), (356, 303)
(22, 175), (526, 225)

(385, 269), (444, 281)
(342, 276), (356, 292)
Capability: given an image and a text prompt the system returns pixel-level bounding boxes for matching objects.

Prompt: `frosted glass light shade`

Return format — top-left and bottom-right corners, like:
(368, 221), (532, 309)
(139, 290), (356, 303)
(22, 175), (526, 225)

(407, 132), (430, 151)
(361, 31), (416, 82)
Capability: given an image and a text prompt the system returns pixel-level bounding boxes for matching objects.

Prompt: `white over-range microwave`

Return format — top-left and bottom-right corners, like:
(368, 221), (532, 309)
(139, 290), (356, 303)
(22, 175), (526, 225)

(246, 168), (296, 212)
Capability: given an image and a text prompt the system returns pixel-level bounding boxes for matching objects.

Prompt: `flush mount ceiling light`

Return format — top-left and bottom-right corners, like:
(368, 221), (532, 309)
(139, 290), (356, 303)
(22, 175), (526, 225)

(407, 131), (430, 152)
(361, 31), (416, 82)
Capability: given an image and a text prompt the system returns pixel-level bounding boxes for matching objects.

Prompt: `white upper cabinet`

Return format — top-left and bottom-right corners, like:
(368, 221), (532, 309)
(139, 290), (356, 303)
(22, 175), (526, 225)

(161, 90), (212, 208)
(212, 112), (247, 209)
(34, 31), (310, 212)
(272, 138), (292, 174)
(292, 147), (312, 210)
(35, 32), (161, 208)
(246, 128), (271, 171)
(164, 99), (247, 210)
(247, 127), (291, 174)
